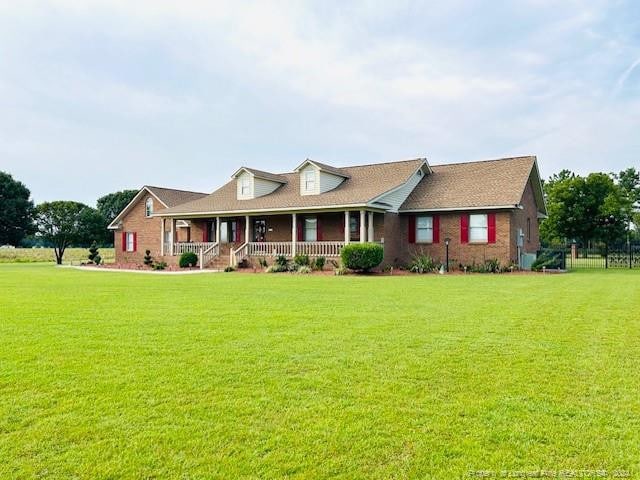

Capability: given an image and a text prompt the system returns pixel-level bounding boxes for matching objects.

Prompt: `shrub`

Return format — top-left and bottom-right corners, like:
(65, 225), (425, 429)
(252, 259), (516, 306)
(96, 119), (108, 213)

(297, 265), (312, 274)
(152, 261), (167, 270)
(334, 266), (348, 276)
(314, 256), (326, 271)
(87, 241), (101, 265)
(266, 264), (288, 273)
(532, 251), (564, 271)
(258, 257), (268, 268)
(224, 266), (235, 272)
(275, 255), (289, 268)
(485, 258), (500, 273)
(293, 254), (310, 267)
(179, 251), (198, 268)
(340, 243), (383, 272)
(409, 253), (436, 274)
(329, 259), (339, 269)
(143, 249), (153, 266)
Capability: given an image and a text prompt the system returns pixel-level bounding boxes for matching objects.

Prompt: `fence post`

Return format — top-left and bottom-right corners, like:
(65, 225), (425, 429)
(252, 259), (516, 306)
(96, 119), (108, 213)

(605, 244), (608, 269)
(629, 240), (633, 269)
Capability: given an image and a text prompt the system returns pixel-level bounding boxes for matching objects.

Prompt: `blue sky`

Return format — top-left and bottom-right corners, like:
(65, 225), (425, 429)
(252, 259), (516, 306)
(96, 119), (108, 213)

(1, 1), (639, 204)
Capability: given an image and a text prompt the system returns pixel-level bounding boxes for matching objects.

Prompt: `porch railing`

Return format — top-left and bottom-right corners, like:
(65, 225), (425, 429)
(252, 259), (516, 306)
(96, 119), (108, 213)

(248, 242), (293, 257)
(247, 241), (345, 258)
(170, 241), (218, 256)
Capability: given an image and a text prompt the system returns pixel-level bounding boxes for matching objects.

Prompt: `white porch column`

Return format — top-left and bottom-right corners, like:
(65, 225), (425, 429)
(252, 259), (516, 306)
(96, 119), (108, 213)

(245, 215), (250, 243)
(215, 217), (221, 244)
(160, 218), (165, 256)
(292, 213), (297, 256)
(170, 219), (176, 255)
(344, 211), (350, 244)
(359, 210), (366, 243)
(368, 211), (374, 242)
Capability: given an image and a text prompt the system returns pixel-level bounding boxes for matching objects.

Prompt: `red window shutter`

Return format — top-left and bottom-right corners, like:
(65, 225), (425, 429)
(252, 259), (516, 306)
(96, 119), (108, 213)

(460, 214), (469, 244)
(433, 215), (440, 243)
(133, 232), (137, 252)
(121, 231), (126, 251)
(317, 217), (323, 241)
(297, 217), (303, 241)
(235, 220), (242, 243)
(488, 213), (497, 244)
(408, 215), (416, 243)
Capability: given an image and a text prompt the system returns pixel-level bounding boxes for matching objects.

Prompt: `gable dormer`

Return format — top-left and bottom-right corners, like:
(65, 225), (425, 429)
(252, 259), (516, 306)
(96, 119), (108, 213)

(294, 159), (349, 196)
(232, 167), (287, 200)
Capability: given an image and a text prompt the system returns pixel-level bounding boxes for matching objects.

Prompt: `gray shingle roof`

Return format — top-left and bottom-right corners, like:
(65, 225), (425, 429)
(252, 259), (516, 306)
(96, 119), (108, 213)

(145, 186), (208, 207)
(158, 159), (426, 215)
(400, 156), (538, 211)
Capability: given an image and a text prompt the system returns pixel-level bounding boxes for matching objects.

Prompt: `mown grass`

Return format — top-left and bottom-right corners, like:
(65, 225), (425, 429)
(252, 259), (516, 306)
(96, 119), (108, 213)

(0, 247), (115, 264)
(0, 265), (639, 479)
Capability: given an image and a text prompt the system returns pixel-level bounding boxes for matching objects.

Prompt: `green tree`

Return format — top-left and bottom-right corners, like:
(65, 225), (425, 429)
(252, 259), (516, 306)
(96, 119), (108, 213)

(613, 168), (640, 205)
(0, 171), (34, 246)
(541, 172), (632, 247)
(35, 201), (106, 264)
(96, 189), (138, 225)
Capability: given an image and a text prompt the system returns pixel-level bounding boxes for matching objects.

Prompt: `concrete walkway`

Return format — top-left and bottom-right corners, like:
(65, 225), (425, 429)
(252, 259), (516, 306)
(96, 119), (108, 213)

(63, 265), (223, 275)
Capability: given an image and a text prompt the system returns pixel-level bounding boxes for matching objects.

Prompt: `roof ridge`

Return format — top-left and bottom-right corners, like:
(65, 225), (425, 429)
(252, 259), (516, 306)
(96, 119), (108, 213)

(431, 156), (535, 168)
(271, 157), (425, 176)
(145, 185), (208, 195)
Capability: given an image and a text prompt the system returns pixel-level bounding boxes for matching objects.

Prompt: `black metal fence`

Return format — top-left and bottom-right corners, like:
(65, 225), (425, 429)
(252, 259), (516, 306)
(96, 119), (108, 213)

(542, 242), (640, 270)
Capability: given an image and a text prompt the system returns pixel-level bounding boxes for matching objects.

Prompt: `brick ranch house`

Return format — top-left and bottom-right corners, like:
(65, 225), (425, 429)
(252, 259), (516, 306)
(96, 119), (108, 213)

(108, 156), (546, 270)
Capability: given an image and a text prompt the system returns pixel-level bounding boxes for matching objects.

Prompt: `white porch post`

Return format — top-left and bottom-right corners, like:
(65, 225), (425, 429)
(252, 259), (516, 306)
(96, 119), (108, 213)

(368, 211), (374, 242)
(170, 219), (176, 255)
(216, 217), (221, 243)
(344, 211), (350, 244)
(359, 210), (366, 243)
(245, 215), (250, 243)
(160, 218), (165, 256)
(292, 213), (297, 256)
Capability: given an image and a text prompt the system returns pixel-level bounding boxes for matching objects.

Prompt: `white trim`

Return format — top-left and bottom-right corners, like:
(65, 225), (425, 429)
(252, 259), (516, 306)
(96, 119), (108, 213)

(231, 167), (286, 184)
(107, 187), (169, 229)
(368, 161), (431, 212)
(154, 203), (385, 218)
(399, 204), (519, 213)
(293, 159), (350, 178)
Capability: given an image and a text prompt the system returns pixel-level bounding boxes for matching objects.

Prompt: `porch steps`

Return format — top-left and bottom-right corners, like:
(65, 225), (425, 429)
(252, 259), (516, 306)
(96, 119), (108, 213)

(205, 244), (232, 270)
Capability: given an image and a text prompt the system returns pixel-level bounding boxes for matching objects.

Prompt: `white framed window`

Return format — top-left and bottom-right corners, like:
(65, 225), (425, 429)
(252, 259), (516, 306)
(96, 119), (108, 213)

(164, 231), (171, 245)
(240, 177), (251, 196)
(469, 214), (488, 243)
(145, 198), (153, 217)
(416, 216), (433, 243)
(126, 232), (135, 252)
(304, 170), (316, 192)
(304, 217), (317, 242)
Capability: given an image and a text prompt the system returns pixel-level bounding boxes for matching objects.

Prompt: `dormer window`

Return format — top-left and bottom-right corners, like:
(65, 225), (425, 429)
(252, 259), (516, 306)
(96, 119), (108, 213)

(241, 176), (250, 196)
(145, 198), (153, 217)
(304, 170), (316, 192)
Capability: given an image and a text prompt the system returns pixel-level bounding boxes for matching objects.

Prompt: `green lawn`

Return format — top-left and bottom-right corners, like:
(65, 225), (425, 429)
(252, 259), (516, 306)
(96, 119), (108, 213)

(1, 265), (639, 479)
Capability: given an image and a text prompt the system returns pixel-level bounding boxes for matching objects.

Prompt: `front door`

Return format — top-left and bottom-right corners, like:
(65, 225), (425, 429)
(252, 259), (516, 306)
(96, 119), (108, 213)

(253, 219), (266, 242)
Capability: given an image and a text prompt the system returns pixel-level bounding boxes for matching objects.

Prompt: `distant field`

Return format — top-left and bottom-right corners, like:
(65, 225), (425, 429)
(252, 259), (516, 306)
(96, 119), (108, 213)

(0, 247), (115, 264)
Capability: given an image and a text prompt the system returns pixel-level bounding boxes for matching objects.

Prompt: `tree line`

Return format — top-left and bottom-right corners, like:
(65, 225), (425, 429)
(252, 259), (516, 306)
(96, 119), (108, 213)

(0, 170), (137, 264)
(541, 167), (639, 247)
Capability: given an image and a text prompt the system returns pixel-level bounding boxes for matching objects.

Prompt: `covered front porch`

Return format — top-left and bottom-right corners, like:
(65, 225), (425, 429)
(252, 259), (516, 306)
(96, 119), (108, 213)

(160, 209), (383, 267)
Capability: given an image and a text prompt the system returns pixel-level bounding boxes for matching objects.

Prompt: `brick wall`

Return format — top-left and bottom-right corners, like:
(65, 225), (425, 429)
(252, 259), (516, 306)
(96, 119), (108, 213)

(114, 193), (166, 264)
(394, 211), (513, 267)
(510, 178), (540, 255)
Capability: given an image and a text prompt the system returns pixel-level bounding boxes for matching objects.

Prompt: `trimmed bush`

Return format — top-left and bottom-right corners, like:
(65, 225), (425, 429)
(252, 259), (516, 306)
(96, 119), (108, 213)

(152, 261), (167, 270)
(179, 251), (198, 268)
(143, 249), (153, 266)
(340, 243), (383, 272)
(314, 256), (326, 271)
(293, 254), (310, 267)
